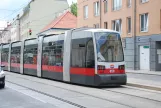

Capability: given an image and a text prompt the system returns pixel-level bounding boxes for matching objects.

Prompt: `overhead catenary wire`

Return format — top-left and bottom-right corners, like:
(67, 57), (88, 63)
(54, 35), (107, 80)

(28, 0), (88, 23)
(0, 0), (31, 20)
(0, 0), (91, 29)
(12, 0), (88, 24)
(0, 9), (15, 11)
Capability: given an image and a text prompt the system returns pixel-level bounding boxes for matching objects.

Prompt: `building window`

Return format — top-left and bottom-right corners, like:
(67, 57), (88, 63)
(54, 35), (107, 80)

(104, 0), (108, 13)
(127, 0), (131, 7)
(94, 24), (99, 28)
(94, 1), (100, 16)
(104, 22), (108, 29)
(84, 5), (88, 19)
(127, 17), (131, 33)
(141, 0), (149, 3)
(113, 0), (122, 11)
(140, 13), (148, 32)
(112, 19), (122, 32)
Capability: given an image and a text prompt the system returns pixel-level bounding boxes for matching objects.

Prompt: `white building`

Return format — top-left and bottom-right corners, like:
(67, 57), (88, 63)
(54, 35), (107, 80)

(19, 0), (69, 40)
(0, 25), (11, 44)
(10, 15), (20, 42)
(0, 0), (69, 43)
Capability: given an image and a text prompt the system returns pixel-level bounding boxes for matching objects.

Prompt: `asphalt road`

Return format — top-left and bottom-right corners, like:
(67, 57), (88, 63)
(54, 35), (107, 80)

(0, 87), (56, 108)
(4, 72), (161, 108)
(127, 73), (161, 82)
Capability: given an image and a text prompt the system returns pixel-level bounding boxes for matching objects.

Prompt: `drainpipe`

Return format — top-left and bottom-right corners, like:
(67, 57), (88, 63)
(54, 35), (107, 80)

(100, 0), (102, 28)
(134, 0), (137, 70)
(18, 19), (20, 41)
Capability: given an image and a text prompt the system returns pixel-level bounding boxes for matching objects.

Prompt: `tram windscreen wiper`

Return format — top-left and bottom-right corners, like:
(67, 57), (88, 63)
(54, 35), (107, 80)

(79, 44), (85, 47)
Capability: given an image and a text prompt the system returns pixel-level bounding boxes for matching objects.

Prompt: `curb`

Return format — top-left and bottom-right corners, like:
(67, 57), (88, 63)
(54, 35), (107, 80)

(126, 72), (161, 76)
(127, 83), (161, 92)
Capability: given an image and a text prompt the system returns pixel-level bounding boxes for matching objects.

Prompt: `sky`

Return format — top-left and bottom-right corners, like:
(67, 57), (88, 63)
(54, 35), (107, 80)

(0, 0), (77, 30)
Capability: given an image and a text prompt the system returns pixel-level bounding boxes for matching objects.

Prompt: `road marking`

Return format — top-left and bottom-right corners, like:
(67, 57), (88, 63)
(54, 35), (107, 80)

(6, 85), (47, 103)
(6, 81), (86, 108)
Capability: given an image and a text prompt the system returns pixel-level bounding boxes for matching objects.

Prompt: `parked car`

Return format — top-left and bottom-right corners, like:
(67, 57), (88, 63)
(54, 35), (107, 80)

(0, 65), (5, 88)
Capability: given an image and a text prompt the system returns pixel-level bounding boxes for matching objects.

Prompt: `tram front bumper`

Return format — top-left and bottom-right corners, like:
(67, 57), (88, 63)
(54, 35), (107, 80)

(95, 74), (127, 86)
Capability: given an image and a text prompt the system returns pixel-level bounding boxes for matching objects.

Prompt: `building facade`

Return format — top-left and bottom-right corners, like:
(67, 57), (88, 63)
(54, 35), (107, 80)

(20, 0), (69, 40)
(10, 15), (20, 42)
(40, 11), (77, 35)
(77, 0), (161, 71)
(0, 25), (11, 44)
(0, 0), (69, 43)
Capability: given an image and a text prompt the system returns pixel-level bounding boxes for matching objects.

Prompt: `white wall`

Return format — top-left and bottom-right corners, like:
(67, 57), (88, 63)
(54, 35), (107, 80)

(20, 0), (69, 40)
(10, 19), (20, 42)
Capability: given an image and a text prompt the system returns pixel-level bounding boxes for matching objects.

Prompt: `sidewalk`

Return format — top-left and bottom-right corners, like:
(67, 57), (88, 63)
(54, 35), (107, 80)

(126, 70), (161, 91)
(127, 78), (161, 91)
(126, 69), (161, 76)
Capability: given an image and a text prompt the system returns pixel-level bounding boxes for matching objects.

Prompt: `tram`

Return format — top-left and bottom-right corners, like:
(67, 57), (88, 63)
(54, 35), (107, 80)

(0, 28), (127, 86)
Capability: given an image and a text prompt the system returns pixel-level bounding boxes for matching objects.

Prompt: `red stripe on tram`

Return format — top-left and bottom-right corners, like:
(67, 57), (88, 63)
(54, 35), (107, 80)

(98, 68), (125, 74)
(70, 68), (95, 76)
(11, 63), (20, 68)
(24, 64), (37, 69)
(42, 65), (63, 72)
(1, 62), (8, 66)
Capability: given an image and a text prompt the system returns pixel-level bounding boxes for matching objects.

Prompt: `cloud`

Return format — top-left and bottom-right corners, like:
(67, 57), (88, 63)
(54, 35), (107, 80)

(0, 0), (12, 8)
(68, 0), (77, 6)
(0, 0), (31, 20)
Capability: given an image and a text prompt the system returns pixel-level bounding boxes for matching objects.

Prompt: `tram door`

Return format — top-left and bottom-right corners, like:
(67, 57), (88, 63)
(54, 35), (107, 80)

(1, 44), (9, 71)
(23, 39), (38, 76)
(70, 36), (95, 85)
(10, 42), (21, 73)
(42, 35), (64, 80)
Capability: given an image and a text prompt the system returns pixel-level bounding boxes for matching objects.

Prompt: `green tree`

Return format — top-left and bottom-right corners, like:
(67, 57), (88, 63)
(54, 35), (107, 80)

(70, 2), (77, 16)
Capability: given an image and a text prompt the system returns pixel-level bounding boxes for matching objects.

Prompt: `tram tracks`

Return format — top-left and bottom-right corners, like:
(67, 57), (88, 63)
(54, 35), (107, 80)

(102, 86), (161, 103)
(7, 80), (133, 108)
(7, 81), (87, 108)
(6, 73), (161, 108)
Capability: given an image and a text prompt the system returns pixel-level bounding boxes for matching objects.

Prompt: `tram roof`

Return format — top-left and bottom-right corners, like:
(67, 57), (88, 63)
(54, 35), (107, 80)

(85, 29), (120, 33)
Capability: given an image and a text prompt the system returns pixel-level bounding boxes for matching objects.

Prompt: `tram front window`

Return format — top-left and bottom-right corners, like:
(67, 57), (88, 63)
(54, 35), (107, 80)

(95, 32), (124, 62)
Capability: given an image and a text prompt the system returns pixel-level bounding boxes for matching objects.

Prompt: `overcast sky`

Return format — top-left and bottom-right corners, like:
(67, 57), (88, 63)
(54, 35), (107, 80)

(0, 0), (77, 29)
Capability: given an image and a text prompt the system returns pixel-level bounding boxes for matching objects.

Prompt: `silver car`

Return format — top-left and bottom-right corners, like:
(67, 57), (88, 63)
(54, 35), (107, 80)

(0, 66), (5, 88)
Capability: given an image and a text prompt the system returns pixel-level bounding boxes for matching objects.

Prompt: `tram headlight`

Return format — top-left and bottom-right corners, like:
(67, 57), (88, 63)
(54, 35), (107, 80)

(98, 65), (105, 70)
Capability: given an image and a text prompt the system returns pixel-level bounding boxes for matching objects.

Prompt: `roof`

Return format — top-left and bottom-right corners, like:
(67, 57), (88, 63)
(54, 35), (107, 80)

(41, 11), (77, 32)
(85, 29), (120, 33)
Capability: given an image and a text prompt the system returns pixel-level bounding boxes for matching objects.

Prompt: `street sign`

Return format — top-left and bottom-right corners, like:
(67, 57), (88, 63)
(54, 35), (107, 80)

(143, 46), (149, 48)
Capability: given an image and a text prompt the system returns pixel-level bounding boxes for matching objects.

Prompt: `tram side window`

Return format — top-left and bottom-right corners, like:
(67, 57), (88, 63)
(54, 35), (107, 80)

(42, 40), (64, 66)
(11, 46), (21, 63)
(24, 45), (38, 64)
(86, 38), (95, 68)
(71, 38), (95, 68)
(56, 40), (64, 66)
(1, 48), (9, 62)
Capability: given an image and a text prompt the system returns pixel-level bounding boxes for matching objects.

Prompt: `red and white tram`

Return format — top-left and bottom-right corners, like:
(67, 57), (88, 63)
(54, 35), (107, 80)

(0, 28), (127, 86)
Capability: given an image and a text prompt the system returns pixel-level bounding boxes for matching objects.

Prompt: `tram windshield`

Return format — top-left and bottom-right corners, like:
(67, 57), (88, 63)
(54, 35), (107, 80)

(95, 32), (124, 62)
